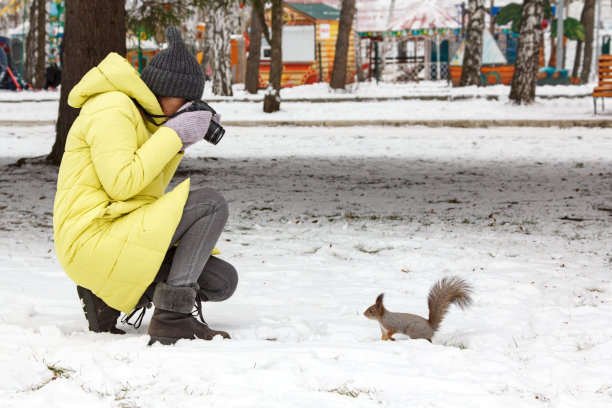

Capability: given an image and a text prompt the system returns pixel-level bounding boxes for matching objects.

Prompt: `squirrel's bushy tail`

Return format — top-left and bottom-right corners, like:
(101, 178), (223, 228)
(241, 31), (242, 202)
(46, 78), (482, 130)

(427, 276), (472, 332)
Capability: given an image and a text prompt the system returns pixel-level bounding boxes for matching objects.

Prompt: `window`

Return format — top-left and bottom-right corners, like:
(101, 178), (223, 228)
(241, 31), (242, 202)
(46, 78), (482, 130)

(260, 25), (316, 62)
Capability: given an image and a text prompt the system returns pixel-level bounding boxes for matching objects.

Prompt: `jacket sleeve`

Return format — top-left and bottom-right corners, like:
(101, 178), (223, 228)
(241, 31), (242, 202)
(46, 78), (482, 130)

(161, 153), (184, 190)
(85, 103), (183, 201)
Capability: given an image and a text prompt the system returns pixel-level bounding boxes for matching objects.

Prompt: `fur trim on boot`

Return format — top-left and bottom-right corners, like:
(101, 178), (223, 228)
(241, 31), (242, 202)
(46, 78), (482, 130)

(148, 282), (230, 345)
(152, 282), (198, 314)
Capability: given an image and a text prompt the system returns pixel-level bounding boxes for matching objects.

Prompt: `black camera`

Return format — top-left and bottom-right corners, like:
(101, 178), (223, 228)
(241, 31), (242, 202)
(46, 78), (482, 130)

(170, 100), (225, 145)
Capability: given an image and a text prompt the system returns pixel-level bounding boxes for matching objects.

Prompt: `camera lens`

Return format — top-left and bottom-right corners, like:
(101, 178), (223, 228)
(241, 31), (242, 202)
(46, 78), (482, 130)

(204, 121), (225, 145)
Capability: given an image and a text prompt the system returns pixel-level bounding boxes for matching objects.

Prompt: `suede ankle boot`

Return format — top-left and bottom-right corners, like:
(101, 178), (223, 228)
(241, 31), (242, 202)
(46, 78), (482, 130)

(77, 286), (125, 334)
(148, 282), (230, 345)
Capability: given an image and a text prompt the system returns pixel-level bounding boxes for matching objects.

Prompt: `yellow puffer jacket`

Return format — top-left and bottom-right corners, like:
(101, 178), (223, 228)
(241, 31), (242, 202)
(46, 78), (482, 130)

(54, 52), (190, 313)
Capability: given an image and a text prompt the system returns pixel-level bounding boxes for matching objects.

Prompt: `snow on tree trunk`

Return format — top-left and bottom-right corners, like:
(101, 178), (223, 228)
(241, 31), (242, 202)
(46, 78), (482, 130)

(211, 5), (238, 97)
(263, 0), (282, 113)
(459, 0), (486, 87)
(48, 0), (126, 165)
(579, 0), (595, 84)
(509, 0), (544, 105)
(245, 6), (262, 94)
(330, 0), (356, 89)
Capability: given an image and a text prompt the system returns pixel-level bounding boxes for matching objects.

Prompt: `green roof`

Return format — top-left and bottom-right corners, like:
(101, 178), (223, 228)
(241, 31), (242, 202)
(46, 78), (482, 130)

(287, 3), (340, 21)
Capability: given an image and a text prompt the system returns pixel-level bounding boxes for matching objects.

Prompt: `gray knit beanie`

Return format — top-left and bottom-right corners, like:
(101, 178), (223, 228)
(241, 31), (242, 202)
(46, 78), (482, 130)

(140, 26), (205, 100)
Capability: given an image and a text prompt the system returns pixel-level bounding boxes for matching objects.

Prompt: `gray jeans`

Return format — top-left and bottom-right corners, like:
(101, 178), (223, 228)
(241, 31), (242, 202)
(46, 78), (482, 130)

(154, 187), (237, 302)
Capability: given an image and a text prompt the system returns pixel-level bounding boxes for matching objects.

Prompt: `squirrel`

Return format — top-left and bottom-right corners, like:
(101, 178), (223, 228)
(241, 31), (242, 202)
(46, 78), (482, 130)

(363, 276), (473, 342)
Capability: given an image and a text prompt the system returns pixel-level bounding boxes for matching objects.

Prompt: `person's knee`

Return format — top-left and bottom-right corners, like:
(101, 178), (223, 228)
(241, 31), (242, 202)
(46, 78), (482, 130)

(214, 262), (238, 302)
(198, 258), (238, 302)
(192, 187), (228, 218)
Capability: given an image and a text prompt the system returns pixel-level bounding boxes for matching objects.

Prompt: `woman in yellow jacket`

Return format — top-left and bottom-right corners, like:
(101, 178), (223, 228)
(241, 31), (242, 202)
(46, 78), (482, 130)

(53, 27), (236, 344)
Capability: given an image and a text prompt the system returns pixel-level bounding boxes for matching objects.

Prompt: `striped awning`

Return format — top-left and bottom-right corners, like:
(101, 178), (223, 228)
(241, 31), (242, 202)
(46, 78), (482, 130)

(356, 0), (460, 34)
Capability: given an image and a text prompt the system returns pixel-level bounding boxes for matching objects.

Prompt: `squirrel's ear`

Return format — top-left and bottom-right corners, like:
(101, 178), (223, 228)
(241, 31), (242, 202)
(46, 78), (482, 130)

(375, 293), (384, 309)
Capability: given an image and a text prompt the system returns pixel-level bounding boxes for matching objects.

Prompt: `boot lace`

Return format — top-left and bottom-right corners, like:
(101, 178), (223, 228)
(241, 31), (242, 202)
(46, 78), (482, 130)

(192, 293), (208, 326)
(121, 307), (146, 329)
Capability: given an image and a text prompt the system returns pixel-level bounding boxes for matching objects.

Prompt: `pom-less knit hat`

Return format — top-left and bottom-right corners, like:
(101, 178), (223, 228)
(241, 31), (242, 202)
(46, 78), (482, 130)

(140, 26), (204, 100)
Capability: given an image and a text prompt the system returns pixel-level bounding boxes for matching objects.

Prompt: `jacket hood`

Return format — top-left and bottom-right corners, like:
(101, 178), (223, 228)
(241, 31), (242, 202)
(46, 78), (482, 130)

(68, 52), (163, 118)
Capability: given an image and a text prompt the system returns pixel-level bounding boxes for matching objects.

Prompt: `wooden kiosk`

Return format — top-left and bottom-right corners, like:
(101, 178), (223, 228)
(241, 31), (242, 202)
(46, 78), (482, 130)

(257, 2), (356, 88)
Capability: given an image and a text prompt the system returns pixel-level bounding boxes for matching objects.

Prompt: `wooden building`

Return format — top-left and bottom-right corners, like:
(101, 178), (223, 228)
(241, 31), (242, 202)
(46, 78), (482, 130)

(126, 34), (159, 73)
(258, 2), (356, 88)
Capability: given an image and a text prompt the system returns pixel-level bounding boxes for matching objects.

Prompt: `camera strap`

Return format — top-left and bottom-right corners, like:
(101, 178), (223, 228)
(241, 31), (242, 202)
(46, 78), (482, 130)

(131, 98), (169, 127)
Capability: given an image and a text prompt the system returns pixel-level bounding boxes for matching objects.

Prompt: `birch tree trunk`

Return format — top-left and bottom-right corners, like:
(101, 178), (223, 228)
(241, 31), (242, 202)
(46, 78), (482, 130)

(509, 0), (544, 105)
(48, 0), (126, 165)
(245, 6), (262, 94)
(201, 6), (213, 82)
(211, 5), (239, 97)
(459, 0), (486, 86)
(379, 0), (395, 76)
(354, 27), (365, 82)
(25, 0), (46, 87)
(579, 0), (595, 84)
(24, 0), (36, 84)
(330, 0), (356, 89)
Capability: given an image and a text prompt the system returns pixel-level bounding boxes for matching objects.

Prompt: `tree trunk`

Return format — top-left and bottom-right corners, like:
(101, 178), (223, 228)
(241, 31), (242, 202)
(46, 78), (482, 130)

(509, 0), (544, 105)
(25, 0), (38, 86)
(489, 0), (495, 34)
(580, 0), (595, 84)
(379, 0), (396, 77)
(459, 0), (486, 86)
(354, 27), (366, 82)
(202, 6), (213, 82)
(211, 5), (238, 96)
(538, 32), (545, 67)
(47, 0), (126, 165)
(572, 40), (583, 80)
(263, 0), (282, 113)
(548, 35), (567, 68)
(24, 0), (47, 87)
(245, 6), (262, 94)
(547, 35), (554, 67)
(330, 0), (356, 89)
(34, 0), (46, 88)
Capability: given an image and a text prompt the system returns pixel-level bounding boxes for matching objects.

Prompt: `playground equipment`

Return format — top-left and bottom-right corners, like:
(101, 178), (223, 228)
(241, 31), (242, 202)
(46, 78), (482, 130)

(356, 0), (460, 82)
(449, 29), (511, 86)
(0, 0), (64, 90)
(48, 0), (64, 66)
(0, 36), (25, 90)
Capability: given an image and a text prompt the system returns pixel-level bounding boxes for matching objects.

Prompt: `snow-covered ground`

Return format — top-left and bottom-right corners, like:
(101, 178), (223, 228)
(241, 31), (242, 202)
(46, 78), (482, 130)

(0, 81), (596, 102)
(0, 82), (610, 124)
(1, 115), (611, 406)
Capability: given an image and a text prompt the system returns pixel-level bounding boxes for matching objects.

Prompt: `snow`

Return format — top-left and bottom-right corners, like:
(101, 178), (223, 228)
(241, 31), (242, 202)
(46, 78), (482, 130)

(0, 82), (607, 125)
(356, 0), (460, 32)
(1, 85), (612, 407)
